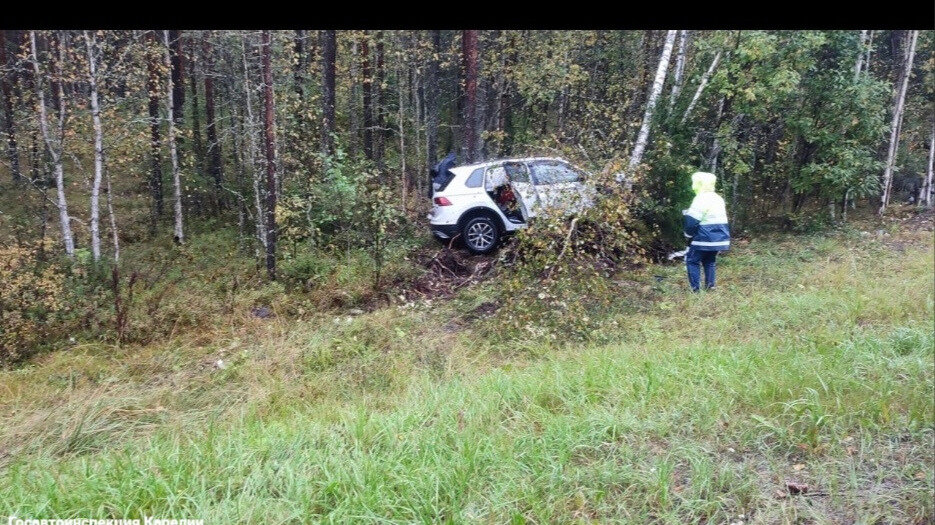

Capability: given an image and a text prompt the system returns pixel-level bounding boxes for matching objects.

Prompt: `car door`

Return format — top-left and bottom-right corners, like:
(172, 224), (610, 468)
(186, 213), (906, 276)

(503, 162), (540, 218)
(529, 160), (586, 214)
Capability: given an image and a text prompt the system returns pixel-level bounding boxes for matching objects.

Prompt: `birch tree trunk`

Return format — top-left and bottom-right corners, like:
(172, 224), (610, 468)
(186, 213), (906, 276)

(84, 31), (104, 262)
(921, 122), (934, 207)
(681, 50), (722, 124)
(396, 46), (407, 210)
(880, 29), (918, 214)
(361, 33), (373, 160)
(854, 30), (868, 82)
(164, 30), (184, 243)
(104, 159), (119, 262)
(241, 33), (266, 258)
(842, 30), (870, 210)
(627, 29), (677, 174)
(30, 30), (74, 257)
(411, 52), (423, 197)
(669, 30), (688, 109)
(261, 30), (277, 280)
(708, 96), (726, 173)
(147, 33), (164, 234)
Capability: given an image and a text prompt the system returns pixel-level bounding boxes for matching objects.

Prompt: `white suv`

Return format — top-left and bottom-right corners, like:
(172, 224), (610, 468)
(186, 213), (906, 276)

(427, 155), (594, 254)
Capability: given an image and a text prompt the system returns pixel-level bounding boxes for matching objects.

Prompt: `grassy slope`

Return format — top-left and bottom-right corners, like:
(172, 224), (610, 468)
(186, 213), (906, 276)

(0, 218), (932, 523)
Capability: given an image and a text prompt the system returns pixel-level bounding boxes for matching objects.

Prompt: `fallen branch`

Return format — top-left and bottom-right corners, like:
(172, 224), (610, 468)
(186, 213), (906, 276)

(546, 217), (579, 279)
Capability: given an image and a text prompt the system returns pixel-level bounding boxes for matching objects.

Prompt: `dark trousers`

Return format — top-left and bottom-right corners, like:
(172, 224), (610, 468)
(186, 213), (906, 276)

(686, 247), (717, 291)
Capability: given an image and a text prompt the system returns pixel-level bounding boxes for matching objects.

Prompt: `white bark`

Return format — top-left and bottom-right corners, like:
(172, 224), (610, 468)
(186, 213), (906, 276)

(842, 189), (850, 221)
(105, 160), (119, 262)
(397, 55), (407, 210)
(880, 30), (919, 214)
(921, 122), (934, 207)
(708, 96), (726, 173)
(163, 30), (184, 242)
(681, 50), (722, 125)
(84, 31), (103, 262)
(627, 30), (677, 174)
(242, 33), (266, 254)
(854, 30), (868, 82)
(30, 30), (74, 257)
(843, 30), (869, 209)
(864, 30), (874, 77)
(669, 30), (688, 109)
(412, 62), (422, 198)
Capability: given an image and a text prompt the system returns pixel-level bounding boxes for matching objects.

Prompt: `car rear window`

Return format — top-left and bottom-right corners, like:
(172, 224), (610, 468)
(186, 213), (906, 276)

(433, 170), (456, 193)
(465, 168), (484, 188)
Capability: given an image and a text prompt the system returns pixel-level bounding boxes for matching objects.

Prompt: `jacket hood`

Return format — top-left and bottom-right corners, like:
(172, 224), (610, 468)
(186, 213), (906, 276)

(691, 171), (717, 194)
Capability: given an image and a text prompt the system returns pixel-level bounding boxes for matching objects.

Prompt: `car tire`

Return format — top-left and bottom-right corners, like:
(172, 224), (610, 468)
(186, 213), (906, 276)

(462, 216), (499, 255)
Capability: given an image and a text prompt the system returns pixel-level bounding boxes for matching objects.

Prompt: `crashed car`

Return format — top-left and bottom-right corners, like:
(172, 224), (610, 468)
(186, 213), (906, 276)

(427, 154), (595, 254)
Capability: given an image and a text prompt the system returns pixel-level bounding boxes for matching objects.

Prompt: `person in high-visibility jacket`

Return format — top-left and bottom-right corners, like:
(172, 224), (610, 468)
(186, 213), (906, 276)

(682, 171), (730, 291)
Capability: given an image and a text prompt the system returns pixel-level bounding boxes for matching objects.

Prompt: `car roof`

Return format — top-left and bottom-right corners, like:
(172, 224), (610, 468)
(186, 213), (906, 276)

(450, 156), (570, 175)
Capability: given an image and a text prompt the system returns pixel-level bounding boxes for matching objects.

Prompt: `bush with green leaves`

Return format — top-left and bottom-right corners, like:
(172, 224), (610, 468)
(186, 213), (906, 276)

(277, 148), (367, 253)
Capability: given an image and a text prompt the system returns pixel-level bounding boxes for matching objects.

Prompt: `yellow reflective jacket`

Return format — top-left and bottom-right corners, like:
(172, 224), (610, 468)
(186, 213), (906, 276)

(682, 172), (730, 251)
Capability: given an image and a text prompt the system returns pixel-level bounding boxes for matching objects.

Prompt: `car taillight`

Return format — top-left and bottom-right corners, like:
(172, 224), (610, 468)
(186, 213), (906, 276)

(434, 196), (452, 206)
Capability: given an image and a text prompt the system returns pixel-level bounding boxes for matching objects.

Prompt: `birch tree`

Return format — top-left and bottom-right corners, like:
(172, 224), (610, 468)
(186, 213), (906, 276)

(880, 29), (918, 214)
(669, 30), (688, 109)
(146, 32), (164, 234)
(681, 50), (722, 124)
(241, 33), (266, 259)
(164, 30), (184, 243)
(853, 30), (868, 81)
(627, 29), (677, 174)
(83, 31), (105, 262)
(261, 30), (277, 280)
(842, 29), (871, 214)
(410, 35), (423, 197)
(361, 33), (373, 160)
(921, 122), (934, 207)
(30, 30), (74, 257)
(104, 161), (119, 262)
(396, 36), (407, 209)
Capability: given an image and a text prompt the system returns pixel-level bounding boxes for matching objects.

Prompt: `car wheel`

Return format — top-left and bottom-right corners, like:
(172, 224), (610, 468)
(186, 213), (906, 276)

(463, 216), (499, 254)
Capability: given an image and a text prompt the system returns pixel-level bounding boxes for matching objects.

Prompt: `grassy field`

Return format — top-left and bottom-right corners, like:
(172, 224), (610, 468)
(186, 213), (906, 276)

(0, 212), (932, 523)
